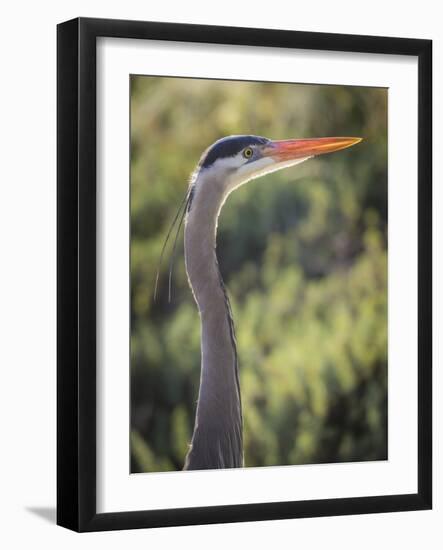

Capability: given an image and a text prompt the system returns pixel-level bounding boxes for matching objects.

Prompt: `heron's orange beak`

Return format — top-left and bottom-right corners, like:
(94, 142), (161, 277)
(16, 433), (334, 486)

(262, 137), (362, 161)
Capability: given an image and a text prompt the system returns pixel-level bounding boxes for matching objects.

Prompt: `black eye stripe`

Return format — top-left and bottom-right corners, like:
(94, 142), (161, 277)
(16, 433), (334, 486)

(200, 135), (269, 168)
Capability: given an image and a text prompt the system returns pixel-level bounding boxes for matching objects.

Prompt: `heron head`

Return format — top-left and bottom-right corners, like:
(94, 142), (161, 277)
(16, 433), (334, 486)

(196, 134), (362, 196)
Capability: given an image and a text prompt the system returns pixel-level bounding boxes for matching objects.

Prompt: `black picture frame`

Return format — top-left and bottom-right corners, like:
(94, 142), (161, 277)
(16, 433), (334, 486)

(57, 17), (432, 532)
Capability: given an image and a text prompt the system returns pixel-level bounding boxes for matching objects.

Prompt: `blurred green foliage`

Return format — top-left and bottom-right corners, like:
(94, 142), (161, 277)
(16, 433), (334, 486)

(130, 76), (387, 472)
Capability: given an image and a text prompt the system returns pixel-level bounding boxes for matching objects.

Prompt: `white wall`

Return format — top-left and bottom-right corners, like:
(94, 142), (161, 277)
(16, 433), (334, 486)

(0, 1), (440, 548)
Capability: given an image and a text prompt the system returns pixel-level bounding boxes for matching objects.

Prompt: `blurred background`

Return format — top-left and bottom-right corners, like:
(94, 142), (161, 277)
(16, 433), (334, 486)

(130, 76), (387, 473)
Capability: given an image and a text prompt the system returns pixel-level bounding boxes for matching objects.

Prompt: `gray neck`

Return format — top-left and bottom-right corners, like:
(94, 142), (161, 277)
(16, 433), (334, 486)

(183, 172), (243, 470)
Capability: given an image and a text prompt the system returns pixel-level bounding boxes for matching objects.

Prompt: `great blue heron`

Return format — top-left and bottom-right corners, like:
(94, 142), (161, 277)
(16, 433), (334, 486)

(158, 135), (362, 471)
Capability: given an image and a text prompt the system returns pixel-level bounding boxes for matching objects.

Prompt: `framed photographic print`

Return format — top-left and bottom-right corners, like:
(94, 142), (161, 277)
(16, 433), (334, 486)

(57, 17), (432, 531)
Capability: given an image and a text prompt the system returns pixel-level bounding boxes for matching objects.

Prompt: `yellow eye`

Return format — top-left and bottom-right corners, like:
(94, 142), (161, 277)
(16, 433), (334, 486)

(243, 147), (253, 159)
